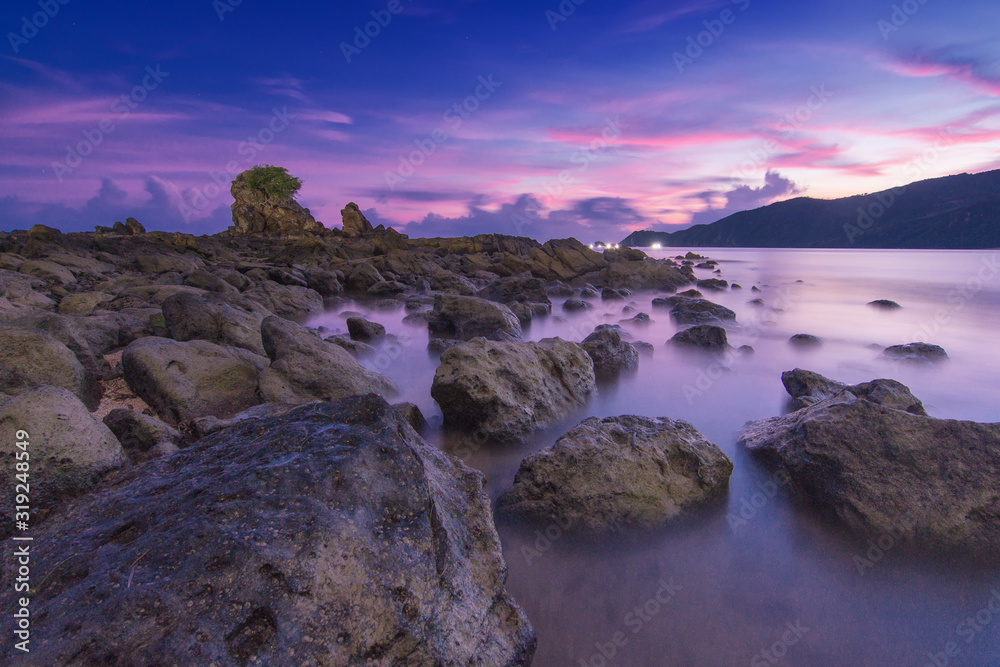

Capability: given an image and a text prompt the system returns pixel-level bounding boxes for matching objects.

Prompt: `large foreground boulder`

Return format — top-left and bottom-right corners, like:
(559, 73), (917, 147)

(428, 294), (522, 342)
(739, 384), (1000, 552)
(122, 337), (269, 424)
(497, 415), (733, 533)
(431, 337), (595, 442)
(0, 395), (536, 665)
(162, 292), (270, 356)
(258, 316), (397, 404)
(1, 386), (125, 531)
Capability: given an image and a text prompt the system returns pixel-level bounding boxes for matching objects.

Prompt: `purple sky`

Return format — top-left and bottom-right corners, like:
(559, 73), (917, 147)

(1, 0), (998, 241)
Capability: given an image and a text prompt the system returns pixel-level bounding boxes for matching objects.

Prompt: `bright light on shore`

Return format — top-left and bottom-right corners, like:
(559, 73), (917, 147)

(651, 242), (661, 249)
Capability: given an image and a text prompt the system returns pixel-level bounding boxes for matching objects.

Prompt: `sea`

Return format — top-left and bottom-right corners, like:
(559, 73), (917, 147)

(307, 248), (1000, 666)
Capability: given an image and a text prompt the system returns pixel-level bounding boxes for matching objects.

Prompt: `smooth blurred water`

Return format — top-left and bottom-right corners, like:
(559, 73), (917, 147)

(308, 248), (1000, 666)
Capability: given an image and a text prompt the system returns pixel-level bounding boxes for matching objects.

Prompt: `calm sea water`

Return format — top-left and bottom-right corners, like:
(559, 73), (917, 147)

(307, 248), (1000, 666)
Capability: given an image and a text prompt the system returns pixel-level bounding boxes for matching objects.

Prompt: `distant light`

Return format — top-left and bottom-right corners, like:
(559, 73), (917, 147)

(612, 243), (619, 249)
(651, 242), (661, 249)
(588, 244), (593, 249)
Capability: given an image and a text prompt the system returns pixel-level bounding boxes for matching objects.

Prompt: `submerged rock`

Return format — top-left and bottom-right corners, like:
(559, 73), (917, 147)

(0, 395), (536, 665)
(562, 297), (592, 312)
(431, 337), (595, 443)
(497, 415), (733, 534)
(581, 327), (639, 381)
(868, 299), (902, 310)
(739, 381), (1000, 552)
(788, 333), (822, 348)
(883, 342), (948, 363)
(668, 325), (730, 351)
(781, 368), (928, 415)
(669, 298), (737, 326)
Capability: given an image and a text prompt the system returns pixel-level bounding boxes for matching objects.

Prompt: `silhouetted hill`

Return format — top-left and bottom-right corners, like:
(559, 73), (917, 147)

(623, 170), (1000, 248)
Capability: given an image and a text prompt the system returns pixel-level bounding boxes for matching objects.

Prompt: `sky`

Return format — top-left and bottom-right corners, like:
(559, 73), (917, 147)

(1, 0), (998, 242)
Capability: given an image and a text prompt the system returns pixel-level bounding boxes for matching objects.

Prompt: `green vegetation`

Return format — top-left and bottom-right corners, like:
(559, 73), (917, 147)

(241, 164), (302, 201)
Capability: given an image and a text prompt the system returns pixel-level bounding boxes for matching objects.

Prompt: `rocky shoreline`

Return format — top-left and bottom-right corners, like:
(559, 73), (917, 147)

(1, 186), (998, 664)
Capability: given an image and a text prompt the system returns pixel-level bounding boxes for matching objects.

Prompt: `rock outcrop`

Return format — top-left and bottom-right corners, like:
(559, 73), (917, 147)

(781, 368), (927, 414)
(431, 337), (595, 443)
(230, 169), (325, 236)
(497, 415), (733, 533)
(340, 201), (375, 238)
(0, 395), (536, 665)
(581, 327), (639, 380)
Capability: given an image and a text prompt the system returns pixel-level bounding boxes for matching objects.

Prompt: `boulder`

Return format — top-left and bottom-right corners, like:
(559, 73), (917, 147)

(0, 396), (536, 665)
(601, 287), (631, 300)
(183, 268), (240, 293)
(599, 260), (690, 291)
(20, 259), (77, 285)
(428, 269), (477, 296)
(124, 216), (146, 234)
(428, 294), (522, 341)
(562, 298), (592, 312)
(789, 333), (822, 348)
(669, 298), (737, 326)
(0, 386), (125, 529)
(258, 316), (397, 404)
(229, 169), (325, 236)
(431, 337), (595, 443)
(497, 415), (733, 533)
(0, 325), (96, 408)
(868, 299), (902, 310)
(883, 342), (948, 363)
(581, 327), (639, 380)
(669, 325), (730, 351)
(325, 334), (377, 357)
(57, 291), (113, 315)
(102, 408), (183, 460)
(696, 278), (728, 291)
(243, 280), (324, 321)
(340, 201), (375, 238)
(122, 337), (269, 425)
(346, 316), (385, 342)
(162, 292), (270, 356)
(479, 273), (551, 306)
(739, 386), (1000, 552)
(781, 369), (927, 415)
(344, 261), (384, 291)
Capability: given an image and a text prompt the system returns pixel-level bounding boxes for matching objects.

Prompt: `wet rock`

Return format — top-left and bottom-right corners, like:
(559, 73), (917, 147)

(868, 299), (902, 310)
(696, 278), (728, 291)
(633, 341), (655, 357)
(670, 298), (737, 326)
(303, 268), (343, 297)
(780, 368), (846, 409)
(427, 338), (461, 355)
(122, 337), (269, 425)
(162, 292), (270, 356)
(1, 386), (125, 530)
(346, 316), (385, 342)
(258, 316), (397, 404)
(602, 287), (631, 301)
(581, 327), (639, 381)
(431, 337), (595, 443)
(789, 333), (822, 348)
(781, 368), (928, 415)
(748, 298), (765, 306)
(578, 286), (600, 298)
(620, 312), (652, 325)
(739, 385), (1000, 552)
(428, 294), (522, 341)
(497, 415), (733, 534)
(562, 298), (592, 312)
(0, 396), (536, 665)
(669, 325), (730, 351)
(393, 401), (429, 434)
(883, 342), (948, 363)
(325, 334), (376, 358)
